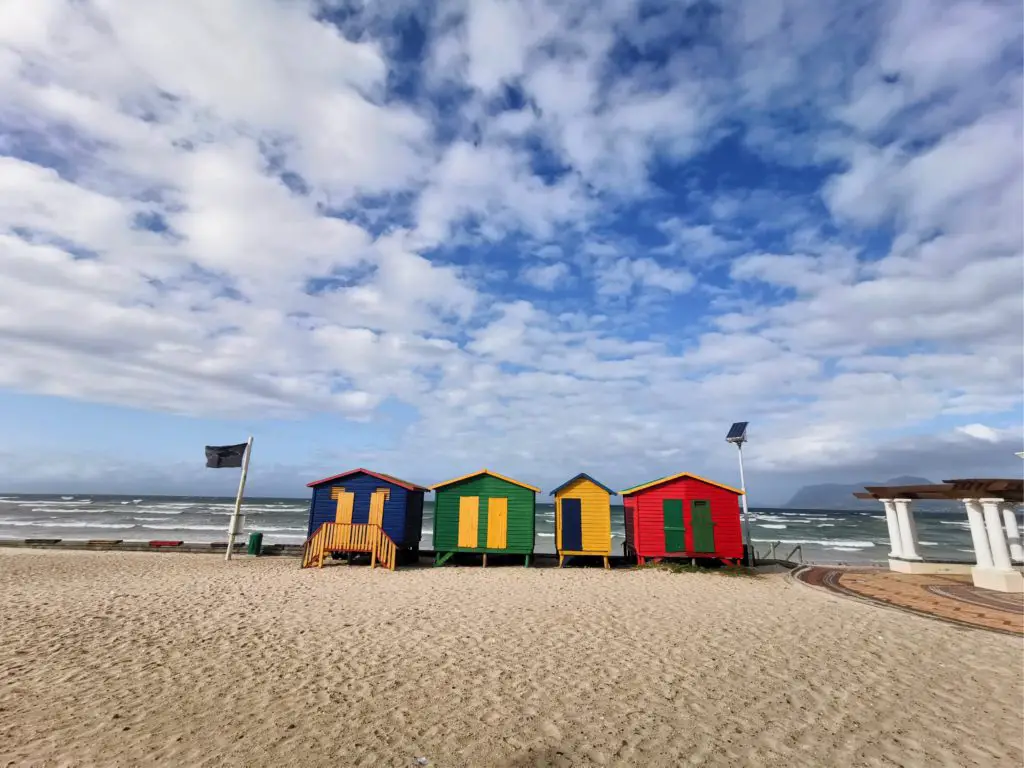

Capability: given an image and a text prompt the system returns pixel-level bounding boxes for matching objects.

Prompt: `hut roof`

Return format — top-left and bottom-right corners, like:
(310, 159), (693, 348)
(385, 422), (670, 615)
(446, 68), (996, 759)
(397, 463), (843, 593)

(548, 473), (616, 496)
(306, 468), (429, 491)
(429, 469), (541, 493)
(620, 472), (744, 497)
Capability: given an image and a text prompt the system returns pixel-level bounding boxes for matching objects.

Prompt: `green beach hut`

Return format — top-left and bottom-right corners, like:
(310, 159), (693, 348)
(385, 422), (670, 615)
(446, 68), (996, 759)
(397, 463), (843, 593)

(430, 469), (540, 566)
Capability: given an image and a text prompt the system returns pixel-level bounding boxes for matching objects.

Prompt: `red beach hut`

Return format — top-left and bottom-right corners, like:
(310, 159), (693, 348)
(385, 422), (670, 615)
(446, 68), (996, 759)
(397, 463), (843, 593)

(620, 472), (745, 565)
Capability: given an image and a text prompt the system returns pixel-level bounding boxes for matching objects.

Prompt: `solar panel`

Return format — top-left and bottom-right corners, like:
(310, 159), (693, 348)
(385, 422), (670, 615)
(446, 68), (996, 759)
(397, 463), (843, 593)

(726, 421), (748, 443)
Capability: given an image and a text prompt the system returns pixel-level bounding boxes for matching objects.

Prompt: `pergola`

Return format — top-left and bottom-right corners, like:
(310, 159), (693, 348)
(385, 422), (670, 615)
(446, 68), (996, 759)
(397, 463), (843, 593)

(855, 479), (1023, 593)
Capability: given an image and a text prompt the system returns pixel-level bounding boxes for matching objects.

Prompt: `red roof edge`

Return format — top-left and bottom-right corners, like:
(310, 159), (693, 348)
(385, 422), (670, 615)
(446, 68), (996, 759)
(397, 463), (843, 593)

(620, 471), (743, 497)
(306, 468), (429, 492)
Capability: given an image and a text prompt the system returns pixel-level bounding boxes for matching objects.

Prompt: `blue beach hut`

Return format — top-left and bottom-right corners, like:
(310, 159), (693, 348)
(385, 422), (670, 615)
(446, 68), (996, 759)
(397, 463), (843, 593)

(301, 468), (428, 569)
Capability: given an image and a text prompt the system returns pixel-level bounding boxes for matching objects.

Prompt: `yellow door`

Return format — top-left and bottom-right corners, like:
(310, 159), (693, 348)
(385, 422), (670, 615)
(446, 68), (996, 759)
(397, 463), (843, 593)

(369, 489), (388, 527)
(332, 489), (354, 548)
(458, 496), (479, 548)
(486, 497), (507, 549)
(368, 489), (389, 560)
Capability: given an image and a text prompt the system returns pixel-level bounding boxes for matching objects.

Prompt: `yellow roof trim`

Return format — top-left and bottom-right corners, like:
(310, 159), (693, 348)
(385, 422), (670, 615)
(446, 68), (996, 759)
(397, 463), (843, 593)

(620, 472), (744, 496)
(429, 468), (541, 493)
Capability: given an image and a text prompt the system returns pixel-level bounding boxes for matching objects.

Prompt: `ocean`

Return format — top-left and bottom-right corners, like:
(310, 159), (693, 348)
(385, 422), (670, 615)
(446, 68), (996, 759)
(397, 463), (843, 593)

(0, 493), (993, 564)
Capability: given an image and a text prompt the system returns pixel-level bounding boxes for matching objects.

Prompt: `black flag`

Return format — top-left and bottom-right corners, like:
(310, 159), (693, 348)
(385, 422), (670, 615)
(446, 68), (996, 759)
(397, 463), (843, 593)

(205, 443), (248, 469)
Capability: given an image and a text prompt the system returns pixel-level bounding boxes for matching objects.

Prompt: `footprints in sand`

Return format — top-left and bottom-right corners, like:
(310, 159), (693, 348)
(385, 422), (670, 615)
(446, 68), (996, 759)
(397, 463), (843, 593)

(538, 720), (562, 740)
(0, 551), (1021, 768)
(481, 710), (503, 727)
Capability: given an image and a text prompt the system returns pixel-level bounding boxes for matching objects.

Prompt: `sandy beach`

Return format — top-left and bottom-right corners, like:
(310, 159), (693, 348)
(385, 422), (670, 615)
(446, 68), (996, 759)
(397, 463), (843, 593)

(1, 550), (1021, 767)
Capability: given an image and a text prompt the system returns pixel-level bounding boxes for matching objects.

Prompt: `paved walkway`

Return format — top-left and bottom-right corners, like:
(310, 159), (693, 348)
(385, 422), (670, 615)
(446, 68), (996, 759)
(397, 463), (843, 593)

(794, 566), (1024, 635)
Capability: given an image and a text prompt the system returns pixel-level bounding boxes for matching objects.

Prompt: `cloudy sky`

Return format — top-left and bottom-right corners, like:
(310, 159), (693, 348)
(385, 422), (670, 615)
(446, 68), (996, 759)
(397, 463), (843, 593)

(0, 0), (1021, 503)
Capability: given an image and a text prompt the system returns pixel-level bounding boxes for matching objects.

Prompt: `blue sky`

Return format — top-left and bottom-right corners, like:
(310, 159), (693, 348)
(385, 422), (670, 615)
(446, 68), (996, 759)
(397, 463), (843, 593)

(0, 0), (1021, 503)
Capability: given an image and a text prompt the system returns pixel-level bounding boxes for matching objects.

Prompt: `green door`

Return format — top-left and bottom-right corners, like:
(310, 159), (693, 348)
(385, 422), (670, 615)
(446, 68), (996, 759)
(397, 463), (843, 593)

(662, 499), (685, 552)
(690, 500), (715, 553)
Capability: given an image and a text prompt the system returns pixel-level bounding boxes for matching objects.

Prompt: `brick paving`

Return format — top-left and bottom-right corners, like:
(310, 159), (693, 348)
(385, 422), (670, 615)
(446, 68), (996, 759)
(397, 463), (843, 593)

(795, 566), (1024, 635)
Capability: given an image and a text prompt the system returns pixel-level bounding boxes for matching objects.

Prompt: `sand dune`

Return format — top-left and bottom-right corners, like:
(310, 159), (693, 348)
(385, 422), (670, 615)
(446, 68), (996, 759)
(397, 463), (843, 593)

(0, 550), (1021, 767)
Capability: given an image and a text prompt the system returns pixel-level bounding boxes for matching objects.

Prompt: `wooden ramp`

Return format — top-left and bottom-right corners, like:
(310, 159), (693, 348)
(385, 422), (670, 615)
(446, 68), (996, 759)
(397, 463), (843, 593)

(301, 522), (399, 570)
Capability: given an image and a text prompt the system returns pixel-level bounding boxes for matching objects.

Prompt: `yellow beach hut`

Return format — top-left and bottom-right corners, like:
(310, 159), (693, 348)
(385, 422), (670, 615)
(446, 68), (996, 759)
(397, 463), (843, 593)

(549, 473), (616, 569)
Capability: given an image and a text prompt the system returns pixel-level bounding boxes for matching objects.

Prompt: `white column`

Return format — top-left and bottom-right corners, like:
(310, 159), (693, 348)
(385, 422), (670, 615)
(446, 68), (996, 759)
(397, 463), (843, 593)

(981, 498), (1013, 571)
(1001, 503), (1023, 563)
(893, 498), (921, 560)
(964, 499), (994, 568)
(880, 499), (903, 558)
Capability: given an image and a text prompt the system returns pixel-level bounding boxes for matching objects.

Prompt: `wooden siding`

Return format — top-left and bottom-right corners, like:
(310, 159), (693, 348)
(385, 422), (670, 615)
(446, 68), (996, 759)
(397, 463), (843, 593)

(307, 471), (423, 548)
(434, 474), (535, 554)
(627, 476), (743, 559)
(554, 476), (612, 556)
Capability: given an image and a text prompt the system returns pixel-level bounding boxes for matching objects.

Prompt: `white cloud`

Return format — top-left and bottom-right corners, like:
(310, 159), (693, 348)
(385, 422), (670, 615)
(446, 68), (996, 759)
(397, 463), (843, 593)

(595, 257), (696, 298)
(414, 141), (591, 245)
(956, 424), (1002, 443)
(462, 0), (559, 94)
(730, 250), (859, 294)
(520, 262), (570, 291)
(656, 221), (737, 262)
(0, 0), (1021, 500)
(839, 0), (1021, 138)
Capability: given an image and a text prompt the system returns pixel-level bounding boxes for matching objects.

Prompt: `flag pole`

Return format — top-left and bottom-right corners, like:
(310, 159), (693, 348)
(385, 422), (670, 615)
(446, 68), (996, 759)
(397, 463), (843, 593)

(225, 436), (253, 562)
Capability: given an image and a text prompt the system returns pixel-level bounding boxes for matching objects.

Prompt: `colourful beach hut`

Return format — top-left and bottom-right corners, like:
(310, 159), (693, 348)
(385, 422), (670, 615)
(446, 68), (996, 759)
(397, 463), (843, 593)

(301, 469), (428, 570)
(430, 469), (539, 567)
(550, 473), (616, 569)
(620, 472), (744, 565)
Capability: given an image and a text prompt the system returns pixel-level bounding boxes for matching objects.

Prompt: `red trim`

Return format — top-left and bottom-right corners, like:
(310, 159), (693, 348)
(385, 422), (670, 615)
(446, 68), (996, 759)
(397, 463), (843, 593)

(149, 540), (183, 547)
(305, 467), (429, 491)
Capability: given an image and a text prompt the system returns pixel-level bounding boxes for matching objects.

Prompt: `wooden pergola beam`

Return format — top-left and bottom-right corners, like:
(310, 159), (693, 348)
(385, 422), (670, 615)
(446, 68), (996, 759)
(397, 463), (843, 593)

(854, 478), (1023, 503)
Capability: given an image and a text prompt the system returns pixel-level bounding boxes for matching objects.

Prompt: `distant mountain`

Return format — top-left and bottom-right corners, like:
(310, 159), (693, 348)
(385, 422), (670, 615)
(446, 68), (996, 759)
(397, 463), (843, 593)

(784, 476), (938, 509)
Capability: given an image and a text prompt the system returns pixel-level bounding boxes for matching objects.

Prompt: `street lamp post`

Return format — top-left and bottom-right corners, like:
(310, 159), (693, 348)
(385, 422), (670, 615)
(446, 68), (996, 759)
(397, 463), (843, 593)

(726, 422), (753, 566)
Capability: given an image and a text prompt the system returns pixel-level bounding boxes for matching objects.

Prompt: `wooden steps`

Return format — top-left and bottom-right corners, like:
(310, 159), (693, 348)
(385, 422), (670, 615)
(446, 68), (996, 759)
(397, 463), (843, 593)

(300, 522), (399, 570)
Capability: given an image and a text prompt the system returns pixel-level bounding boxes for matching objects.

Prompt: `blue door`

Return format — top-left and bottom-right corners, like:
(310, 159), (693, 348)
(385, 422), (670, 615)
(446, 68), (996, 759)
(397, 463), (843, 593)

(560, 498), (583, 551)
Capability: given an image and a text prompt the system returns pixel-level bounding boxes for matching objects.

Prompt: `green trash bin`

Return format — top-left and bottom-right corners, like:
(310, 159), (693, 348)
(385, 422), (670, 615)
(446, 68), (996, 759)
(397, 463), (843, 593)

(247, 531), (263, 556)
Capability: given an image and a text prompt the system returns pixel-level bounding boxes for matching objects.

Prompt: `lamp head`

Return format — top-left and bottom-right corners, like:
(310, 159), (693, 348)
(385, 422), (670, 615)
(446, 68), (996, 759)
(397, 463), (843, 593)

(726, 421), (748, 445)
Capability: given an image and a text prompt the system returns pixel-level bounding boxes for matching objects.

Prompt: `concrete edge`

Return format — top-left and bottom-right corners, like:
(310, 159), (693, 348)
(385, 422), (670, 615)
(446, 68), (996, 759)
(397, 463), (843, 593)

(790, 565), (1023, 638)
(0, 539), (305, 557)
